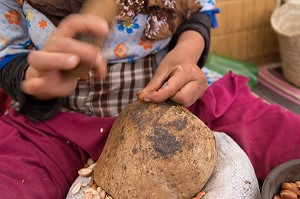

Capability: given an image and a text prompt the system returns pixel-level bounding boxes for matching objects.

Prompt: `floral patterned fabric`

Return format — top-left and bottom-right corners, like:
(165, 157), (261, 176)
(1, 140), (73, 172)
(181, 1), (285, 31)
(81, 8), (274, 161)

(0, 0), (216, 68)
(0, 0), (217, 117)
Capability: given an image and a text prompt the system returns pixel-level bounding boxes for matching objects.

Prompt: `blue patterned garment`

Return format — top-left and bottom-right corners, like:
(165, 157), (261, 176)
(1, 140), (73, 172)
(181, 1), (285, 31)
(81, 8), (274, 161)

(0, 0), (217, 68)
(202, 66), (223, 86)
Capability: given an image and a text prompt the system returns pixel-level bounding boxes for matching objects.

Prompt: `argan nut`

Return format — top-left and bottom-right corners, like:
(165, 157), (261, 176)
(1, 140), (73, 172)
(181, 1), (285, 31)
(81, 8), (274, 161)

(85, 187), (99, 195)
(83, 192), (94, 199)
(88, 163), (97, 170)
(78, 168), (93, 177)
(280, 189), (297, 199)
(71, 182), (82, 195)
(294, 181), (300, 190)
(290, 183), (300, 196)
(90, 183), (98, 190)
(99, 190), (106, 199)
(196, 191), (206, 198)
(96, 187), (102, 193)
(282, 183), (293, 191)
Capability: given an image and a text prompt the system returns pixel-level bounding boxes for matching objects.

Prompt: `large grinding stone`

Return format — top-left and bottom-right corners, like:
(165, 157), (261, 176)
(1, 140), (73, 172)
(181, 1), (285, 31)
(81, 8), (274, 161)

(94, 100), (217, 199)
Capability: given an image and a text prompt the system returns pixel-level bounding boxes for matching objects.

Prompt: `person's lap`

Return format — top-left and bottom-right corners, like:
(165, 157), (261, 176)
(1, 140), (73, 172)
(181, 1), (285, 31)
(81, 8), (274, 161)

(1, 72), (300, 198)
(0, 110), (260, 199)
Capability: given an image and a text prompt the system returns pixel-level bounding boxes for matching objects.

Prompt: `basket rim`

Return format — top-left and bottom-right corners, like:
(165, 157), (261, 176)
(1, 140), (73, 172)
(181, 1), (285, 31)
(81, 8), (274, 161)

(271, 2), (300, 37)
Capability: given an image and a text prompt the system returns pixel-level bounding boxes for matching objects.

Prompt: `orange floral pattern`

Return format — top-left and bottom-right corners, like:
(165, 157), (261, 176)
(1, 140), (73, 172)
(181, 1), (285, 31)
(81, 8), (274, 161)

(139, 39), (154, 50)
(4, 10), (20, 25)
(17, 0), (24, 5)
(114, 43), (129, 59)
(39, 19), (47, 29)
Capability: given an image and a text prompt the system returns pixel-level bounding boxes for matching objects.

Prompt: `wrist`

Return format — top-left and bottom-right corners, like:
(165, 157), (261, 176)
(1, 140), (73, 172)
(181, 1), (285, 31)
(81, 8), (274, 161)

(175, 30), (205, 63)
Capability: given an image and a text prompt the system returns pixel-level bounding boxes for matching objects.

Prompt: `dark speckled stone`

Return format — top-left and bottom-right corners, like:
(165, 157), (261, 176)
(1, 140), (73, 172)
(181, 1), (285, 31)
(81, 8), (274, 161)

(94, 100), (216, 199)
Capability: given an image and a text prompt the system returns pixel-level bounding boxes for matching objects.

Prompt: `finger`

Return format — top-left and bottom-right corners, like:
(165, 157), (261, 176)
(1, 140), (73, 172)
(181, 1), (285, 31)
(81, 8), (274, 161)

(140, 67), (190, 102)
(45, 37), (104, 70)
(21, 76), (77, 100)
(21, 77), (53, 99)
(170, 80), (208, 107)
(170, 69), (208, 106)
(137, 66), (174, 101)
(140, 80), (182, 103)
(28, 51), (80, 71)
(137, 89), (150, 101)
(53, 13), (109, 38)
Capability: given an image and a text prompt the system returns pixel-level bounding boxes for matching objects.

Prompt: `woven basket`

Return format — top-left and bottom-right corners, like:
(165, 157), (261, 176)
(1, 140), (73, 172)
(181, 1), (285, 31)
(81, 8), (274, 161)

(271, 0), (300, 87)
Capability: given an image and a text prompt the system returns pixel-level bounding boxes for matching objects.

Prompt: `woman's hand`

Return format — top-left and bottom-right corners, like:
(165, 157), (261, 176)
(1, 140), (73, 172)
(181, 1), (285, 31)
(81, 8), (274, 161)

(137, 30), (208, 107)
(21, 14), (109, 100)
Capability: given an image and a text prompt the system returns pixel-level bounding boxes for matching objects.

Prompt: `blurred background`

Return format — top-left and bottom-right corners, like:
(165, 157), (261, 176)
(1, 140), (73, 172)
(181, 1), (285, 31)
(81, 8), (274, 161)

(210, 0), (280, 65)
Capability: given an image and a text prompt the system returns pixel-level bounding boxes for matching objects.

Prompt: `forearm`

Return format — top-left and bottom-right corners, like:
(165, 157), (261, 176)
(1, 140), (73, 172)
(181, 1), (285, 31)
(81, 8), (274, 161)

(173, 30), (205, 64)
(168, 12), (211, 68)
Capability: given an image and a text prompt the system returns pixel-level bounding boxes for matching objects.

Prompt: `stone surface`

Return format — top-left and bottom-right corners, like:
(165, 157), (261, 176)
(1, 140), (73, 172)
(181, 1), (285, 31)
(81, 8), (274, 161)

(94, 100), (217, 199)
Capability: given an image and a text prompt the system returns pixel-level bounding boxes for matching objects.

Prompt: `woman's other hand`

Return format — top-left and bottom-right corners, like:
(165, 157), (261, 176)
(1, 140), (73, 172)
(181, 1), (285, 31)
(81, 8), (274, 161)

(21, 14), (109, 100)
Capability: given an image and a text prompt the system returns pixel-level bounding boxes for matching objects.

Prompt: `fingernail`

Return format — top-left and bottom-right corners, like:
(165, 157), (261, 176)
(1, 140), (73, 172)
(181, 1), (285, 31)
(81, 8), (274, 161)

(66, 55), (78, 67)
(136, 90), (144, 95)
(139, 89), (149, 94)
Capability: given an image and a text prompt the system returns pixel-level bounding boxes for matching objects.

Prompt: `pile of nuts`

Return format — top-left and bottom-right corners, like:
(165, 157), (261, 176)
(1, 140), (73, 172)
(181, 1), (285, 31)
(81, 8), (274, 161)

(273, 181), (300, 199)
(71, 159), (206, 199)
(71, 159), (113, 199)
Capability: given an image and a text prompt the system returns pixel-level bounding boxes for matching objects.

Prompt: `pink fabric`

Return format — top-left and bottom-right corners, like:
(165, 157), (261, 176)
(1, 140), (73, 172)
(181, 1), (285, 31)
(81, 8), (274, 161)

(0, 88), (10, 116)
(189, 72), (300, 182)
(0, 110), (115, 199)
(0, 71), (300, 198)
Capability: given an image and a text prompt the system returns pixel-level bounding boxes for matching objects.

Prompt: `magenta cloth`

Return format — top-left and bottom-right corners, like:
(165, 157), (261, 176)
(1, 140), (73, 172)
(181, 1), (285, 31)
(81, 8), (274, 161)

(189, 72), (300, 182)
(1, 71), (300, 198)
(0, 110), (115, 199)
(0, 88), (10, 116)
